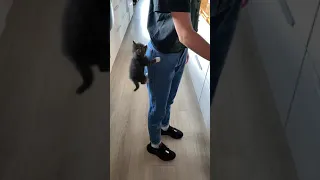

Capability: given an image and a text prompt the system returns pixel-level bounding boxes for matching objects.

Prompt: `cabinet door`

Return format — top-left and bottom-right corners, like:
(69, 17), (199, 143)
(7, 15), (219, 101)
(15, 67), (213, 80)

(199, 67), (210, 128)
(187, 15), (210, 101)
(113, 0), (126, 25)
(187, 50), (209, 100)
(308, 6), (320, 77)
(286, 52), (320, 180)
(110, 24), (121, 71)
(286, 11), (320, 180)
(119, 12), (128, 43)
(111, 0), (120, 8)
(196, 15), (210, 76)
(286, 0), (319, 45)
(127, 0), (134, 20)
(248, 0), (319, 125)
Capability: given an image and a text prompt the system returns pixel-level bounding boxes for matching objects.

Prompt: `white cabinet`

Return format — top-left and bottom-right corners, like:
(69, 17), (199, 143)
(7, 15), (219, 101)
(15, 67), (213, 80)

(110, 25), (121, 70)
(198, 66), (210, 128)
(308, 8), (320, 78)
(248, 0), (319, 125)
(188, 51), (209, 100)
(119, 11), (130, 43)
(286, 9), (320, 180)
(111, 0), (120, 8)
(286, 52), (320, 180)
(285, 0), (319, 46)
(187, 55), (210, 128)
(110, 0), (134, 72)
(187, 16), (210, 126)
(127, 0), (134, 20)
(0, 0), (13, 37)
(187, 16), (210, 100)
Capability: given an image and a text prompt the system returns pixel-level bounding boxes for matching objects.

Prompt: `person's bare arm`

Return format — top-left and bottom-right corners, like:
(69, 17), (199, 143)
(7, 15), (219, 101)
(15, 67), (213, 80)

(171, 12), (210, 61)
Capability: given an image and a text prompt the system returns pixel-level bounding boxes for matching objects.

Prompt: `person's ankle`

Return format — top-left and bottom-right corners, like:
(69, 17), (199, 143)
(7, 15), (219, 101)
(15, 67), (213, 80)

(161, 124), (169, 131)
(161, 126), (183, 139)
(151, 142), (161, 149)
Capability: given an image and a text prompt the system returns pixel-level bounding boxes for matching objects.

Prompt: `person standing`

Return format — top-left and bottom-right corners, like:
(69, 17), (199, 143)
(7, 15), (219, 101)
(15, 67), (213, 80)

(211, 0), (248, 103)
(145, 0), (210, 161)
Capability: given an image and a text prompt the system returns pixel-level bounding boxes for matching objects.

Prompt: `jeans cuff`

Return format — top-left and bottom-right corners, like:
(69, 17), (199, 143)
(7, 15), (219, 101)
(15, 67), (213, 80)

(161, 123), (169, 128)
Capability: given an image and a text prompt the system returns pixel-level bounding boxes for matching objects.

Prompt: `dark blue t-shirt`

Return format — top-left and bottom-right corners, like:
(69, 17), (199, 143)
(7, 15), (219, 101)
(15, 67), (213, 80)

(147, 0), (191, 53)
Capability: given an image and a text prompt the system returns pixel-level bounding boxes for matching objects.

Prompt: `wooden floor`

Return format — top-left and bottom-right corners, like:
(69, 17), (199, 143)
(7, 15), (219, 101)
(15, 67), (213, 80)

(110, 1), (210, 180)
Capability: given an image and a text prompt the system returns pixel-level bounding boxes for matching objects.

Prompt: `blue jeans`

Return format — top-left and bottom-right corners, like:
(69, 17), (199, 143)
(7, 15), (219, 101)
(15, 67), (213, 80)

(145, 42), (188, 145)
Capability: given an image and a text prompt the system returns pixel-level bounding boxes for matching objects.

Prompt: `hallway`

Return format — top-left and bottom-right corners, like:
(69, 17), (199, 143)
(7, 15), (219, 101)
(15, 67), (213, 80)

(110, 1), (210, 180)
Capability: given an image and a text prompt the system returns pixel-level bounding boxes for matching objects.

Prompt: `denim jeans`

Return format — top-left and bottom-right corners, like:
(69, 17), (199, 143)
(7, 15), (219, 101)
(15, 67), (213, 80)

(211, 1), (241, 104)
(145, 42), (188, 145)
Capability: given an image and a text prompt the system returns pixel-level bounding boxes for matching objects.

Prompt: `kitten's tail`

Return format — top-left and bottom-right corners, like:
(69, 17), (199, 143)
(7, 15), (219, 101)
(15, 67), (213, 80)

(76, 65), (94, 95)
(133, 81), (139, 91)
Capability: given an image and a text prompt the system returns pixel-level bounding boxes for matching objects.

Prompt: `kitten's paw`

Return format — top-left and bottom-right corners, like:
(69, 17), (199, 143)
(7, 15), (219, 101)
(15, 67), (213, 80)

(155, 57), (161, 63)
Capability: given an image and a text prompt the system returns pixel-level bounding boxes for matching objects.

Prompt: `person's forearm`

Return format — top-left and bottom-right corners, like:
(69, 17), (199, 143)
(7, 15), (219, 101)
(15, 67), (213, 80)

(180, 30), (210, 61)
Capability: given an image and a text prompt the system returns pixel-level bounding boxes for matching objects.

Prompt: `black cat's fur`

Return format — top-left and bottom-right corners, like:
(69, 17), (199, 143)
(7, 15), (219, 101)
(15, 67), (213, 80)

(72, 56), (96, 94)
(62, 0), (109, 95)
(129, 41), (159, 91)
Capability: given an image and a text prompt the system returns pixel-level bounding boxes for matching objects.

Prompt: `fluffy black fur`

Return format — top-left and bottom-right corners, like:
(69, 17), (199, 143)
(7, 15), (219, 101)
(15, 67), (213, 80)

(129, 41), (159, 91)
(61, 0), (109, 94)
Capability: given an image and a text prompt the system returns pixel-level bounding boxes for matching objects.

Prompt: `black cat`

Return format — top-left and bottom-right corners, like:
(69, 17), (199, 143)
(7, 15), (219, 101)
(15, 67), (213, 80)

(72, 56), (96, 94)
(129, 41), (160, 91)
(62, 0), (109, 95)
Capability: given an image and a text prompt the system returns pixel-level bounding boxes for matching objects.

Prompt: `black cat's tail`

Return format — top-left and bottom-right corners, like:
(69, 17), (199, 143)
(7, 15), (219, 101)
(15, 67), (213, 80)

(133, 81), (139, 91)
(76, 65), (94, 94)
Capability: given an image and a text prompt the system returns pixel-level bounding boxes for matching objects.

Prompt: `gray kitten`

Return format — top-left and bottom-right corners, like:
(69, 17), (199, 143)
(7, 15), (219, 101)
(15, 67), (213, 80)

(129, 41), (160, 91)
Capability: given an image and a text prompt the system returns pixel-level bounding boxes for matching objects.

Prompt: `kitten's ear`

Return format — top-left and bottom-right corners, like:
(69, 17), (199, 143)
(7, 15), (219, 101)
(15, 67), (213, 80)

(133, 41), (137, 45)
(144, 45), (147, 49)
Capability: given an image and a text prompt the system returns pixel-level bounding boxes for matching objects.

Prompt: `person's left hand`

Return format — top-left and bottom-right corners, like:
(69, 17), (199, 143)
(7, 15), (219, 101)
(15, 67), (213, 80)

(241, 0), (249, 8)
